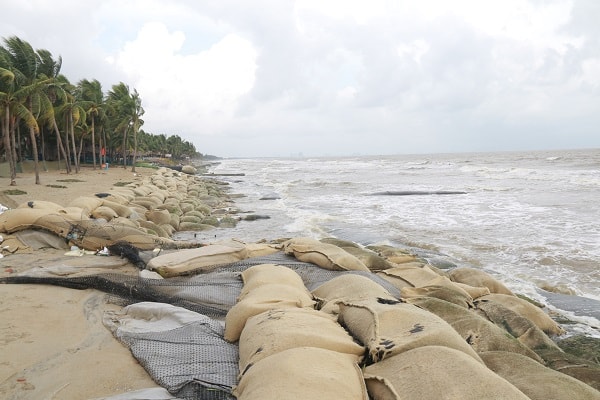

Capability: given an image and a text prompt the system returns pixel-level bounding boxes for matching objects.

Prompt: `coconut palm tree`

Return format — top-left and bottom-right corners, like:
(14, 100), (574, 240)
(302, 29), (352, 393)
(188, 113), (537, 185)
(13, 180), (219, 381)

(107, 82), (144, 172)
(78, 79), (104, 169)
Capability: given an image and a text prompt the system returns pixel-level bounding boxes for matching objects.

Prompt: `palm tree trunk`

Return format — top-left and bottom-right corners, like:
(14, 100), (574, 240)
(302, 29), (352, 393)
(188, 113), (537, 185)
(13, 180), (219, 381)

(131, 128), (137, 173)
(69, 113), (79, 173)
(91, 118), (97, 169)
(121, 127), (128, 169)
(53, 119), (71, 173)
(2, 105), (16, 185)
(29, 126), (41, 184)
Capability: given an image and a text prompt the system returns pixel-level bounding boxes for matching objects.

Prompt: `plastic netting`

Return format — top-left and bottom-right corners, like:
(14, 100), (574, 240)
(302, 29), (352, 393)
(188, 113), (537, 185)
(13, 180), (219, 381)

(1, 252), (402, 400)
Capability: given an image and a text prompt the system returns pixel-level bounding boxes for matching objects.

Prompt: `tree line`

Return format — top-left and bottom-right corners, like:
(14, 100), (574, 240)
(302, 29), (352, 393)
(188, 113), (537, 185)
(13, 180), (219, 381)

(0, 36), (199, 185)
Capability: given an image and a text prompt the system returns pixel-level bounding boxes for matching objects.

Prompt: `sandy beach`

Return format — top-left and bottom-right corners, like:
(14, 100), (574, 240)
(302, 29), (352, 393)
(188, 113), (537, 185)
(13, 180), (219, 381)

(0, 164), (166, 399)
(1, 162), (599, 400)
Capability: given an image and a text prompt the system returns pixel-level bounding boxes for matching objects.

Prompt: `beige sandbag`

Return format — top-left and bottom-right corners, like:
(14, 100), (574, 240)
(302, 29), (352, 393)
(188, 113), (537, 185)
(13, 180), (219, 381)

(181, 165), (197, 175)
(449, 267), (515, 295)
(400, 275), (474, 308)
(454, 282), (491, 298)
(240, 264), (306, 298)
(378, 264), (442, 287)
(224, 283), (315, 342)
(138, 220), (170, 238)
(481, 351), (600, 400)
(338, 300), (482, 363)
(409, 297), (544, 362)
(311, 274), (398, 314)
(17, 200), (64, 211)
(233, 347), (368, 400)
(101, 199), (133, 218)
(0, 208), (53, 233)
(245, 243), (280, 258)
(365, 244), (421, 264)
(238, 308), (364, 372)
(145, 209), (172, 225)
(147, 243), (249, 277)
(341, 246), (396, 271)
(68, 196), (104, 212)
(478, 293), (565, 336)
(475, 298), (562, 351)
(363, 346), (530, 400)
(375, 271), (414, 291)
(401, 285), (474, 308)
(91, 205), (119, 221)
(283, 237), (369, 271)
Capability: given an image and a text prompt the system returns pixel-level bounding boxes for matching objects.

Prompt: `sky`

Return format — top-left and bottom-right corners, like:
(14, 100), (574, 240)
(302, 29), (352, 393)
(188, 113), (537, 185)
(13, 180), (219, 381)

(1, 0), (599, 158)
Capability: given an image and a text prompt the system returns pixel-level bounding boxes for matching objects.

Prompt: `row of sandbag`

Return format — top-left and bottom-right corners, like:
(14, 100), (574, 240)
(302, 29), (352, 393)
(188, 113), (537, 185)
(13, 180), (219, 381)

(0, 168), (233, 251)
(221, 240), (598, 399)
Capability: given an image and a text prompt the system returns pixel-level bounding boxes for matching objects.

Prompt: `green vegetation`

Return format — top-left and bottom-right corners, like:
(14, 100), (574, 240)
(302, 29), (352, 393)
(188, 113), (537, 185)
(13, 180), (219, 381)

(46, 184), (67, 188)
(56, 179), (85, 182)
(0, 36), (201, 185)
(3, 189), (27, 195)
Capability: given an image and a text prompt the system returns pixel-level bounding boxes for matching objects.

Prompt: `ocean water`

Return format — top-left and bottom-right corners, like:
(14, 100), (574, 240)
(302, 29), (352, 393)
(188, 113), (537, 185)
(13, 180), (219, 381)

(179, 148), (600, 335)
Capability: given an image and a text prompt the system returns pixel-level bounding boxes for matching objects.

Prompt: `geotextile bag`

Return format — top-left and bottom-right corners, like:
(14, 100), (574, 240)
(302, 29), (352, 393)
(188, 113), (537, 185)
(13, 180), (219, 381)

(338, 299), (482, 363)
(224, 283), (315, 343)
(363, 346), (530, 400)
(283, 237), (369, 271)
(233, 347), (368, 400)
(238, 308), (364, 372)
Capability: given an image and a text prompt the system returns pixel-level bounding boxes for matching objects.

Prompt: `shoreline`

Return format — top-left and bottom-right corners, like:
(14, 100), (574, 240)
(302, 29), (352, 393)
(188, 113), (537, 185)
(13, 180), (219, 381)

(1, 164), (599, 399)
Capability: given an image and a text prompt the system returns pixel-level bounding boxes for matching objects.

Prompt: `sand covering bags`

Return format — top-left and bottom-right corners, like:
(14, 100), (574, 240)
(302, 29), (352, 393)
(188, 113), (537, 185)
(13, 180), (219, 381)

(338, 299), (482, 363)
(283, 237), (369, 271)
(363, 346), (530, 400)
(238, 308), (365, 373)
(224, 264), (315, 342)
(481, 351), (600, 400)
(233, 347), (368, 400)
(311, 273), (398, 314)
(378, 263), (443, 287)
(147, 241), (249, 277)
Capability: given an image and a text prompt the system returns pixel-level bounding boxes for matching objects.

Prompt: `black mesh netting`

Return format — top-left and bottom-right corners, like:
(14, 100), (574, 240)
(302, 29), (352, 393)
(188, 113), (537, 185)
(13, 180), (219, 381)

(0, 252), (401, 400)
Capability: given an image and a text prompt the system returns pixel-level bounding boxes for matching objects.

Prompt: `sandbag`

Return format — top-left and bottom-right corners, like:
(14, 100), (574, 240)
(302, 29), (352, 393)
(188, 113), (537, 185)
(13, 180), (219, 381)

(338, 299), (482, 363)
(224, 283), (315, 342)
(240, 264), (306, 299)
(238, 308), (364, 372)
(68, 196), (104, 212)
(145, 209), (172, 225)
(449, 267), (515, 295)
(477, 293), (565, 336)
(481, 351), (600, 400)
(400, 276), (474, 308)
(378, 264), (442, 287)
(340, 246), (396, 271)
(311, 274), (397, 314)
(363, 346), (530, 400)
(475, 298), (561, 351)
(91, 205), (119, 221)
(17, 200), (64, 211)
(101, 200), (134, 218)
(147, 243), (249, 277)
(409, 297), (544, 362)
(283, 237), (369, 271)
(454, 282), (491, 299)
(233, 347), (368, 400)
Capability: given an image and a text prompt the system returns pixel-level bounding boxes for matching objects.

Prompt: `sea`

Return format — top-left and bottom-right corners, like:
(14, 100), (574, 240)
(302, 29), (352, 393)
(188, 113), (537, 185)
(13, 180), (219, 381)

(176, 148), (600, 336)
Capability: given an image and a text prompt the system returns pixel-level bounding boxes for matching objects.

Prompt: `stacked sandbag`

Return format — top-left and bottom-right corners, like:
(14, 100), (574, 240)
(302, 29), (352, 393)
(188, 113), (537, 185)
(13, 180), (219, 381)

(481, 351), (600, 400)
(408, 296), (544, 362)
(283, 237), (369, 271)
(311, 274), (398, 315)
(449, 267), (515, 295)
(232, 264), (368, 399)
(233, 347), (368, 400)
(363, 346), (530, 400)
(224, 264), (316, 342)
(147, 240), (250, 277)
(338, 299), (483, 364)
(320, 238), (396, 271)
(0, 168), (238, 252)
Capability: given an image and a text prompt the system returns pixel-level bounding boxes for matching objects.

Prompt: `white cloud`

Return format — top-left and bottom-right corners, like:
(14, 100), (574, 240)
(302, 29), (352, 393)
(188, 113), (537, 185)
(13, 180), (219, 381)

(109, 22), (257, 135)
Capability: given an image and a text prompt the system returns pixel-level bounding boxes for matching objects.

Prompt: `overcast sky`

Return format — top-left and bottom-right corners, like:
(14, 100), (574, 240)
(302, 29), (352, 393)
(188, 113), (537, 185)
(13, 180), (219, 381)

(2, 0), (599, 157)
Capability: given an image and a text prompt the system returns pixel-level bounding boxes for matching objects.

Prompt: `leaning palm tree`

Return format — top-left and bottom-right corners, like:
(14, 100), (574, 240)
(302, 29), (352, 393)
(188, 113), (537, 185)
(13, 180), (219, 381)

(78, 79), (104, 169)
(107, 82), (144, 172)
